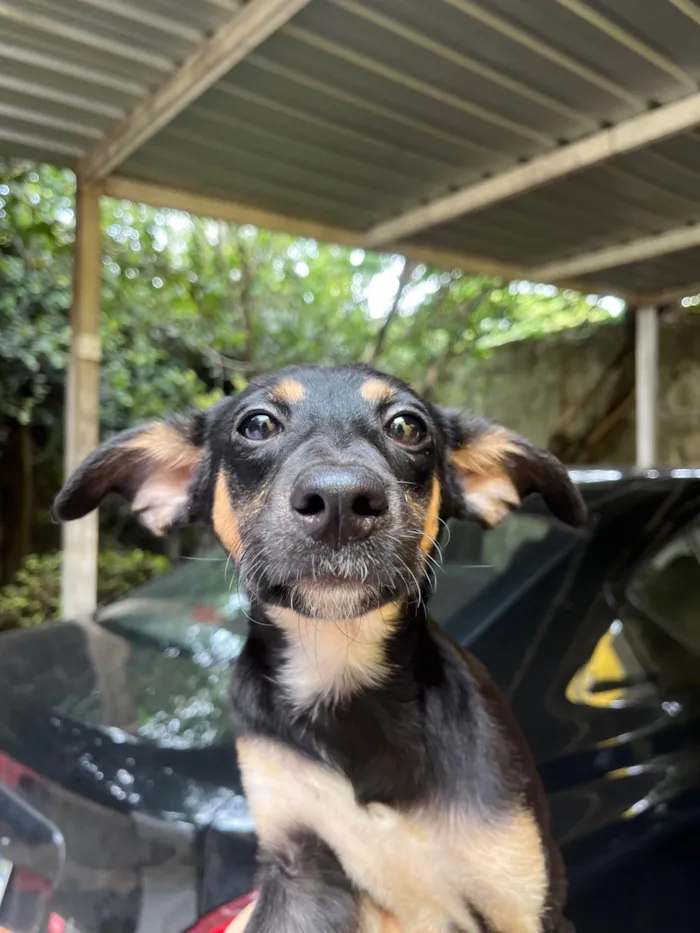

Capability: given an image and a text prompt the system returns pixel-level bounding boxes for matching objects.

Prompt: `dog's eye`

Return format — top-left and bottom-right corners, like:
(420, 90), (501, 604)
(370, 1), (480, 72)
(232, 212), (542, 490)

(386, 413), (427, 447)
(238, 413), (283, 442)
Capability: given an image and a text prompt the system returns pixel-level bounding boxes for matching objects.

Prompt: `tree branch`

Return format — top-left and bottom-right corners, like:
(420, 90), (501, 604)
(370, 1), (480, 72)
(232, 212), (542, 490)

(363, 259), (417, 364)
(421, 285), (493, 400)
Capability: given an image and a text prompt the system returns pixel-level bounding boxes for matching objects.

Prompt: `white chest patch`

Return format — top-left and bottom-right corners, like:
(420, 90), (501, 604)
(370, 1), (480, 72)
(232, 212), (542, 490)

(268, 602), (401, 712)
(237, 737), (548, 933)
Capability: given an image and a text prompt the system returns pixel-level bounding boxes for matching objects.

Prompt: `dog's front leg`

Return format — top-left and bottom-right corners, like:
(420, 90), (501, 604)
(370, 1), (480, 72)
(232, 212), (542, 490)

(246, 830), (360, 933)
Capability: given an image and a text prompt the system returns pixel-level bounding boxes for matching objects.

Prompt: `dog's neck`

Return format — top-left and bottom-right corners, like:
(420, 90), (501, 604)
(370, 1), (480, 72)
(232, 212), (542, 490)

(234, 598), (438, 804)
(262, 601), (404, 712)
(245, 598), (430, 712)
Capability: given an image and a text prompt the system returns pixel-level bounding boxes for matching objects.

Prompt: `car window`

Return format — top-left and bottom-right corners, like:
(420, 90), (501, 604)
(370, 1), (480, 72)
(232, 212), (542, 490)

(626, 520), (700, 656)
(79, 514), (563, 748)
(565, 618), (658, 709)
(85, 550), (248, 749)
(428, 512), (555, 626)
(567, 518), (700, 713)
(97, 550), (245, 650)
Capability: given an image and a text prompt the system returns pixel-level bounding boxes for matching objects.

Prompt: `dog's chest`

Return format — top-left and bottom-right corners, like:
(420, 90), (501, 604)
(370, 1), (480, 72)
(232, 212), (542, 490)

(238, 737), (548, 933)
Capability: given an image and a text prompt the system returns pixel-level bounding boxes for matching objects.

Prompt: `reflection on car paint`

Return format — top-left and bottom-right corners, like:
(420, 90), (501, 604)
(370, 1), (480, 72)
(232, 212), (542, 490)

(2, 475), (700, 932)
(565, 620), (656, 709)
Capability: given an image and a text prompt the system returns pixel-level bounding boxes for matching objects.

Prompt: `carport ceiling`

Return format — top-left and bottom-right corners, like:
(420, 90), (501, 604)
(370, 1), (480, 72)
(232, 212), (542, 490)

(4, 0), (700, 302)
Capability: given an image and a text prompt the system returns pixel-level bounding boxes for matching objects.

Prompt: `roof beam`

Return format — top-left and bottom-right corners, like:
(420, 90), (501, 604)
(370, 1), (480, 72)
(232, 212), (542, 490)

(80, 0), (313, 182)
(104, 175), (641, 301)
(532, 223), (700, 283)
(364, 92), (700, 248)
(103, 175), (528, 279)
(642, 278), (700, 305)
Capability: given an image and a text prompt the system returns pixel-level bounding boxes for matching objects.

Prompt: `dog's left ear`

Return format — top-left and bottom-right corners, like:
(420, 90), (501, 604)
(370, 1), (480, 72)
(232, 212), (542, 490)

(53, 414), (207, 537)
(439, 409), (586, 529)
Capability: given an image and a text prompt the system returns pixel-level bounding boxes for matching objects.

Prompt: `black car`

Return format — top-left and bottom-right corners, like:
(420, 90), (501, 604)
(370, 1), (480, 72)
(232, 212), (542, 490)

(1, 470), (700, 933)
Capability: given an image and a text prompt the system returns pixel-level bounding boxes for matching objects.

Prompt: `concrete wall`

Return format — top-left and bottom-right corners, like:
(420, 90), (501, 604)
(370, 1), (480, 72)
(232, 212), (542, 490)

(445, 316), (700, 466)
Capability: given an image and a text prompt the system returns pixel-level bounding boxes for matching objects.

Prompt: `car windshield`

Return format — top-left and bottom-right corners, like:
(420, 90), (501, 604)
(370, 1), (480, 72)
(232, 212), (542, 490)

(59, 509), (570, 750)
(97, 550), (246, 654)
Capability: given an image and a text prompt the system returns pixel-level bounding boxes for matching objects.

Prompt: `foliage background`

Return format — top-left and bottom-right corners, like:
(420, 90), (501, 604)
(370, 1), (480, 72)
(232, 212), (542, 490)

(0, 159), (619, 597)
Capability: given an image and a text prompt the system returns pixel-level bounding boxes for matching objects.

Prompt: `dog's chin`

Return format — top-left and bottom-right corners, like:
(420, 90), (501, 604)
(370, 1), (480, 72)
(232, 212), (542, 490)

(240, 545), (426, 619)
(250, 576), (395, 620)
(290, 580), (385, 620)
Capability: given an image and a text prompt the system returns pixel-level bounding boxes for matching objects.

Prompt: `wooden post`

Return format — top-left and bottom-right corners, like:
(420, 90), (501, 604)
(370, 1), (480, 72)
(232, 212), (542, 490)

(61, 181), (102, 619)
(635, 305), (659, 469)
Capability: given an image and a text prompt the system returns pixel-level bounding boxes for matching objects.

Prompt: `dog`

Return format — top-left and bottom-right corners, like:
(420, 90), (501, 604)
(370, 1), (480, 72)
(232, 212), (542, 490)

(54, 364), (586, 933)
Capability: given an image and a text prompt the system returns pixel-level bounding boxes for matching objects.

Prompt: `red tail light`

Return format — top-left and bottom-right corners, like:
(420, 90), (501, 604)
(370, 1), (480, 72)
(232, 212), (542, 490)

(182, 892), (256, 933)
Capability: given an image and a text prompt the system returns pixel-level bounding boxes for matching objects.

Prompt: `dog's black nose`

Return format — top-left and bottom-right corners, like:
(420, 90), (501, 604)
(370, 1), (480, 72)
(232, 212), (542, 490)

(290, 465), (388, 549)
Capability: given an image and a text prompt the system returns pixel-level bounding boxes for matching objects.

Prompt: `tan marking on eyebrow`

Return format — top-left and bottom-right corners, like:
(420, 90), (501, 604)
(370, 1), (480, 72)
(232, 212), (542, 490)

(420, 477), (441, 554)
(360, 378), (394, 403)
(212, 470), (242, 558)
(270, 378), (306, 404)
(123, 422), (200, 470)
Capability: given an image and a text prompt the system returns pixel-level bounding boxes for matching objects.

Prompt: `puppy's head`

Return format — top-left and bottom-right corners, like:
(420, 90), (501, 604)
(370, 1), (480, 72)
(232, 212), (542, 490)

(54, 364), (585, 620)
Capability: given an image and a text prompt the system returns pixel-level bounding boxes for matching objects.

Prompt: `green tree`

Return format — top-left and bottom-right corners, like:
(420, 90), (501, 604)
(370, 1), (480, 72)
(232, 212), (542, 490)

(0, 158), (617, 580)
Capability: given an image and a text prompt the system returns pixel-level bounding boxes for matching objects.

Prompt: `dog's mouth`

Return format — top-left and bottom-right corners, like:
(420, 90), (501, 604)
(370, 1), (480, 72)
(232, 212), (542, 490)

(239, 544), (423, 620)
(290, 579), (381, 619)
(297, 575), (362, 587)
(284, 562), (391, 620)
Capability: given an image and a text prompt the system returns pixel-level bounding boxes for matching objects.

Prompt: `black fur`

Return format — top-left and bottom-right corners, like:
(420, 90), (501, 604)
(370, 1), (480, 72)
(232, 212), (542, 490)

(250, 831), (359, 933)
(54, 363), (584, 933)
(232, 602), (522, 811)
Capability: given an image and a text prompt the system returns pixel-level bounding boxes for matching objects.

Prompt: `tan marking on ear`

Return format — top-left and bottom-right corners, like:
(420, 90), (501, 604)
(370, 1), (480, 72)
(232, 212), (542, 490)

(270, 602), (401, 711)
(212, 471), (242, 558)
(131, 473), (190, 537)
(236, 736), (547, 933)
(360, 378), (394, 403)
(420, 477), (441, 554)
(122, 423), (202, 536)
(450, 427), (520, 475)
(461, 471), (521, 527)
(123, 422), (201, 470)
(451, 429), (521, 528)
(270, 378), (305, 404)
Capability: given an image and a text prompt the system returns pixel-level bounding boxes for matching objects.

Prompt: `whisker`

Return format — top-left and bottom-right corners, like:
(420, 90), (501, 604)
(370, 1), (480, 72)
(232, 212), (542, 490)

(224, 552), (234, 588)
(395, 553), (424, 612)
(423, 549), (444, 579)
(437, 516), (452, 548)
(406, 528), (445, 568)
(182, 555), (229, 562)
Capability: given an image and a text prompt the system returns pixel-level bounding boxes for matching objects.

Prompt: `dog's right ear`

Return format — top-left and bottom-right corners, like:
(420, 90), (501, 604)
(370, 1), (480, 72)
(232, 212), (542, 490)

(53, 415), (207, 537)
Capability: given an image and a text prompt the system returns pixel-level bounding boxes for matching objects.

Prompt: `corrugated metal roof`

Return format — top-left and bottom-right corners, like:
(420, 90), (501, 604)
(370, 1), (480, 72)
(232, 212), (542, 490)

(4, 0), (700, 301)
